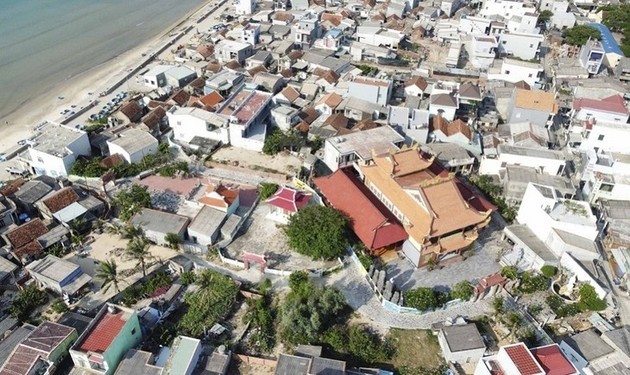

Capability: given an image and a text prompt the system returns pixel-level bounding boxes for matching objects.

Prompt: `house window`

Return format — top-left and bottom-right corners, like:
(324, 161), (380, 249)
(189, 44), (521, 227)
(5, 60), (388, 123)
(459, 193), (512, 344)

(528, 73), (533, 78)
(600, 183), (614, 192)
(505, 70), (510, 74)
(529, 44), (533, 48)
(131, 328), (137, 335)
(598, 135), (605, 141)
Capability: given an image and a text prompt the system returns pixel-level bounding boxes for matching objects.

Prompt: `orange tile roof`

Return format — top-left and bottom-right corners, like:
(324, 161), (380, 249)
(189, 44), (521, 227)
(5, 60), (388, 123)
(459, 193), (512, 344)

(405, 76), (428, 90)
(319, 92), (343, 108)
(359, 149), (492, 248)
(198, 184), (239, 209)
(514, 88), (558, 113)
(200, 91), (224, 107)
(77, 309), (127, 353)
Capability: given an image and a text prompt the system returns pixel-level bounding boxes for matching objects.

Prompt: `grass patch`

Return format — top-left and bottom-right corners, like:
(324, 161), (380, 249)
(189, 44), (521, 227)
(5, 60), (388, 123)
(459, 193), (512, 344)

(387, 329), (444, 372)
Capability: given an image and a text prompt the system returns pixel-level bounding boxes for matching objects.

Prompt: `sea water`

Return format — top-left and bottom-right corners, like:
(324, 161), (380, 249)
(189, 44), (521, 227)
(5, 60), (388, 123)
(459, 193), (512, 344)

(0, 0), (204, 120)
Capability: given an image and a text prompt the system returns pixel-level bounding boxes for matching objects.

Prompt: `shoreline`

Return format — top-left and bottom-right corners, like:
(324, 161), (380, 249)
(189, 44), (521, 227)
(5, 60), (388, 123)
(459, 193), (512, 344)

(0, 0), (213, 153)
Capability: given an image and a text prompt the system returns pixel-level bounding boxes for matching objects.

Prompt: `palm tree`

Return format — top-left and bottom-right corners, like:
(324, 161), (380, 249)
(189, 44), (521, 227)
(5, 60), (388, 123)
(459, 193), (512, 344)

(104, 222), (140, 240)
(125, 237), (154, 277)
(95, 259), (122, 294)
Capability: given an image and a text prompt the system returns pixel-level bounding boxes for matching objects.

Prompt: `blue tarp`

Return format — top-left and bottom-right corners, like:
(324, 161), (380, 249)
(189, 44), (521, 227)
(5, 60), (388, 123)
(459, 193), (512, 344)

(588, 22), (624, 55)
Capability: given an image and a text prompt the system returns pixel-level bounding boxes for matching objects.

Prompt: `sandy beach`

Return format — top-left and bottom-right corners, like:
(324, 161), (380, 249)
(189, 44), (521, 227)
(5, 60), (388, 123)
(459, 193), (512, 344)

(0, 0), (220, 153)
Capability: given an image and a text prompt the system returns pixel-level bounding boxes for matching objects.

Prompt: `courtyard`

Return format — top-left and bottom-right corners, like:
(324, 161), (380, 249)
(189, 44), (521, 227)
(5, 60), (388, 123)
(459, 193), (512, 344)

(211, 146), (302, 176)
(385, 224), (508, 291)
(224, 202), (329, 271)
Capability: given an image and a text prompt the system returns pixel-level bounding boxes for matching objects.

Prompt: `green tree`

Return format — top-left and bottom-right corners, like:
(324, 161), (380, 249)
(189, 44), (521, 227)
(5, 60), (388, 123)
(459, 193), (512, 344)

(51, 299), (69, 314)
(451, 281), (474, 301)
(322, 325), (348, 353)
(258, 182), (279, 200)
(125, 237), (154, 277)
(540, 265), (558, 278)
(10, 286), (47, 322)
(285, 205), (349, 260)
(348, 325), (393, 364)
(563, 25), (601, 46)
(492, 296), (505, 315)
(113, 185), (152, 221)
(601, 4), (630, 31)
(578, 284), (607, 311)
(180, 271), (196, 286)
(244, 297), (276, 353)
(164, 233), (181, 249)
(179, 270), (239, 337)
(538, 10), (553, 23)
(518, 271), (549, 294)
(95, 259), (123, 294)
(263, 129), (302, 155)
(279, 277), (346, 346)
(405, 288), (437, 311)
(501, 265), (519, 280)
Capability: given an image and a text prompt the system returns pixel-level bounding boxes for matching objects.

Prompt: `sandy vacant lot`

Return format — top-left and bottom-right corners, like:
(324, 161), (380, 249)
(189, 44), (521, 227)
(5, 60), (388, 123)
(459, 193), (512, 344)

(212, 147), (302, 176)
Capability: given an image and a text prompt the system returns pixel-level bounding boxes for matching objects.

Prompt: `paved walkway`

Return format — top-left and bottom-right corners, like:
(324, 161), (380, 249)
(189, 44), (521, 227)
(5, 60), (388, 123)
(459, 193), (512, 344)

(325, 261), (493, 329)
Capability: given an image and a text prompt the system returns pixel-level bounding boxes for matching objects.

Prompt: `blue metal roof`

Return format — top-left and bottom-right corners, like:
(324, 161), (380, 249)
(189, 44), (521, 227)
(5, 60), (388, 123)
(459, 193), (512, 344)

(587, 22), (624, 55)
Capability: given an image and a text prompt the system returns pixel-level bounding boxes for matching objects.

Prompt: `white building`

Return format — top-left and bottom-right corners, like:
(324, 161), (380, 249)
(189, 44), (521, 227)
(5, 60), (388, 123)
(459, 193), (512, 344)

(214, 40), (253, 64)
(488, 58), (544, 88)
(168, 106), (230, 145)
(348, 77), (393, 106)
(142, 65), (172, 89)
(356, 26), (404, 49)
(502, 182), (600, 270)
(28, 123), (91, 178)
(106, 128), (159, 164)
(242, 23), (260, 45)
(465, 35), (498, 69)
(474, 342), (577, 375)
(323, 126), (404, 172)
(429, 93), (459, 121)
(235, 0), (255, 15)
(550, 0), (577, 29)
(578, 39), (606, 75)
(216, 86), (273, 152)
(479, 0), (537, 20)
(559, 327), (630, 375)
(438, 323), (486, 366)
(26, 255), (92, 299)
(497, 32), (543, 60)
(572, 94), (629, 125)
(579, 149), (630, 204)
(480, 144), (566, 176)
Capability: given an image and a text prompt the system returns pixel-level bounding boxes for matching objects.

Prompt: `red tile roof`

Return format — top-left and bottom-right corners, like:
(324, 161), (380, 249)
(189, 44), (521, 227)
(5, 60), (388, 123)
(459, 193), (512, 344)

(42, 187), (80, 213)
(280, 86), (300, 103)
(170, 89), (191, 106)
(504, 343), (544, 375)
(14, 240), (43, 260)
(530, 344), (577, 375)
(6, 219), (48, 249)
(266, 186), (311, 213)
(77, 309), (127, 353)
(573, 94), (629, 115)
(120, 101), (144, 122)
(314, 169), (408, 250)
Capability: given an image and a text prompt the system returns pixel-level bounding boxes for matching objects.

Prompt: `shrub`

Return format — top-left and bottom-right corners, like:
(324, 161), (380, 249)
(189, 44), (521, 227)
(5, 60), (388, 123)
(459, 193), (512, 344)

(578, 284), (607, 311)
(358, 254), (373, 270)
(51, 299), (68, 314)
(322, 325), (348, 353)
(258, 183), (279, 200)
(519, 271), (549, 294)
(492, 296), (505, 315)
(180, 271), (196, 286)
(10, 286), (47, 322)
(164, 233), (181, 249)
(405, 288), (437, 311)
(451, 281), (474, 301)
(541, 265), (558, 278)
(348, 325), (394, 364)
(501, 266), (519, 280)
(244, 297), (276, 353)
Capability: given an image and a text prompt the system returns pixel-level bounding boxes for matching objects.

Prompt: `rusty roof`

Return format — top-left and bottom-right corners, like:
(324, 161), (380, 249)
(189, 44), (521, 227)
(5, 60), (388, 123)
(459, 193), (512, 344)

(280, 86), (300, 103)
(405, 76), (428, 90)
(299, 106), (321, 124)
(6, 219), (47, 250)
(142, 106), (167, 131)
(196, 44), (215, 59)
(170, 90), (191, 106)
(120, 101), (144, 122)
(200, 91), (224, 107)
(42, 187), (80, 213)
(319, 92), (343, 108)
